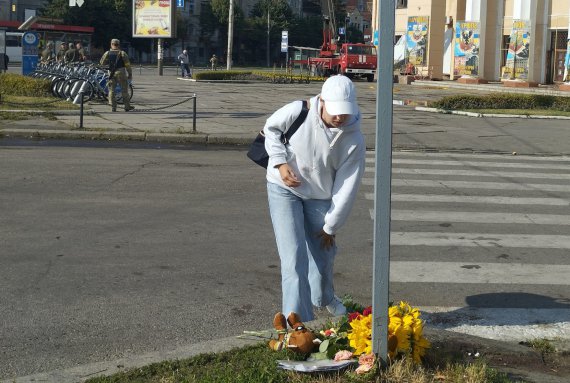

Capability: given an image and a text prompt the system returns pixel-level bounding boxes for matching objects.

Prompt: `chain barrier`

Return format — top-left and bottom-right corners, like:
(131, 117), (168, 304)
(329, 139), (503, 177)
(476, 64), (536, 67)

(79, 93), (198, 133)
(127, 94), (196, 113)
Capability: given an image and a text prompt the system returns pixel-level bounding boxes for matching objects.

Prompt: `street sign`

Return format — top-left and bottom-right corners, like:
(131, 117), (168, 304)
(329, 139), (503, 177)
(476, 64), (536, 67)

(339, 27), (345, 35)
(69, 0), (76, 5)
(281, 30), (288, 53)
(177, 0), (184, 7)
(76, 0), (84, 6)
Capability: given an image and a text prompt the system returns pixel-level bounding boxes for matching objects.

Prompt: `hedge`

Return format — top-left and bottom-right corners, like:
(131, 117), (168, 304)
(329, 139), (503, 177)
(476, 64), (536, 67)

(0, 73), (52, 97)
(432, 93), (570, 112)
(192, 70), (322, 83)
(192, 70), (254, 81)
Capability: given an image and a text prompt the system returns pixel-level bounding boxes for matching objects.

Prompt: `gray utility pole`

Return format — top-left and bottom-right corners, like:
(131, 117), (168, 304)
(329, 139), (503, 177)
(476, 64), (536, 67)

(158, 38), (163, 76)
(227, 0), (234, 70)
(266, 8), (270, 67)
(371, 0), (395, 363)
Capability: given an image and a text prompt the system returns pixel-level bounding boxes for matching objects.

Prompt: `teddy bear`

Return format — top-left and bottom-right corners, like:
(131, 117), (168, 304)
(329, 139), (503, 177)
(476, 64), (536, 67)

(268, 312), (319, 354)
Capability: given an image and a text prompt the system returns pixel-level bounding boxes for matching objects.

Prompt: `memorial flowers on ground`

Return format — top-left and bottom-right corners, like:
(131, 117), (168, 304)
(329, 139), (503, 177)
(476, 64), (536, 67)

(313, 300), (431, 373)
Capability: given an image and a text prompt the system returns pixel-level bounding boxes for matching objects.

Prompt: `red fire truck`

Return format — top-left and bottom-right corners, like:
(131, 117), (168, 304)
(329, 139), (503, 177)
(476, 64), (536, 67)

(308, 16), (377, 82)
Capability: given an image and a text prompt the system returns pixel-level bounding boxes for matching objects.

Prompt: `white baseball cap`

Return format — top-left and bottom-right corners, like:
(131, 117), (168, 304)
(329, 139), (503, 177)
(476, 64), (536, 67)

(320, 75), (358, 115)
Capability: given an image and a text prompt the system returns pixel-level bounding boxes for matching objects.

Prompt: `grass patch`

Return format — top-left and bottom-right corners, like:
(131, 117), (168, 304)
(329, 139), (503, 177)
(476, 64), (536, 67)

(467, 108), (570, 117)
(0, 111), (32, 120)
(0, 95), (77, 113)
(521, 338), (556, 354)
(84, 342), (521, 383)
(0, 73), (52, 97)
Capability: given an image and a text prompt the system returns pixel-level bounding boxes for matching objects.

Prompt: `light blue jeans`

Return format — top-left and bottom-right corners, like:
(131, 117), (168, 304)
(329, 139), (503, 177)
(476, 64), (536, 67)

(267, 182), (337, 322)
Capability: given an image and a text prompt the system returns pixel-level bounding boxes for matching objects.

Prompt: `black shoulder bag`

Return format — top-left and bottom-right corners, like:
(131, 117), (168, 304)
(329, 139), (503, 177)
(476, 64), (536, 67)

(247, 100), (309, 168)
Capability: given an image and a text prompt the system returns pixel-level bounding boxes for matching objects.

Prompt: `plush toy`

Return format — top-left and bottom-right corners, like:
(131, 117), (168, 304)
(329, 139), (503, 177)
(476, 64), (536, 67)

(269, 312), (319, 354)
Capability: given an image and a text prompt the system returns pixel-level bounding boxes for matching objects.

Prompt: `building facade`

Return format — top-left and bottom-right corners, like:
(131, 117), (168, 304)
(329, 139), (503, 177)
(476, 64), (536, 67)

(373, 0), (570, 86)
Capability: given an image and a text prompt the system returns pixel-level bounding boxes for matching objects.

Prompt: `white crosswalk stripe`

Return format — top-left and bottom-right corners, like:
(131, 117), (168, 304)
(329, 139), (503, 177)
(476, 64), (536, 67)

(362, 150), (570, 342)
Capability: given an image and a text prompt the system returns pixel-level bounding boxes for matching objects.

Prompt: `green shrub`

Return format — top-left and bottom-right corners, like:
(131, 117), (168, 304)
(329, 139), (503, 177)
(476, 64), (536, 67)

(553, 96), (570, 112)
(0, 73), (51, 97)
(193, 70), (253, 81)
(432, 93), (570, 112)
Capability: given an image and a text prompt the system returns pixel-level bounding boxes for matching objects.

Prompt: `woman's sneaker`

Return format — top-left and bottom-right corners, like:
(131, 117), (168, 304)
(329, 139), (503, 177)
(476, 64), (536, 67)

(326, 296), (347, 316)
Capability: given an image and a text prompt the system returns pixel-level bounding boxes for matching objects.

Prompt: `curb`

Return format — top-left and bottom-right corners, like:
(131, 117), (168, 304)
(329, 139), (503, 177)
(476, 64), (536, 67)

(414, 106), (570, 120)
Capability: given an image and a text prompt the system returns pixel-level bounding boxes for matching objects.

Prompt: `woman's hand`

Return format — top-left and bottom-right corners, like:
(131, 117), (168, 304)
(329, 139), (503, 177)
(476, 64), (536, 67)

(317, 230), (335, 250)
(277, 163), (301, 187)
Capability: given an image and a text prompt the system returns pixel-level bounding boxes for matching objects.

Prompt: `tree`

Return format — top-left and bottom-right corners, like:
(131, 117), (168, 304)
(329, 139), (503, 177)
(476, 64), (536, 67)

(40, 0), (137, 50)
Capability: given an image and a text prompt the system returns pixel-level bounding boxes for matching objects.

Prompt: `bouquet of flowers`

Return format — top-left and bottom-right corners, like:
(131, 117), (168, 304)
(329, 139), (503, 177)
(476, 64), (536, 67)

(312, 301), (430, 374)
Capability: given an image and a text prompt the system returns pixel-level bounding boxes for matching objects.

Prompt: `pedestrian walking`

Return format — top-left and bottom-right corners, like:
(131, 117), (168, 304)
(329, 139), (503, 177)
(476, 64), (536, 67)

(262, 75), (366, 322)
(99, 38), (134, 112)
(209, 54), (218, 70)
(177, 49), (191, 78)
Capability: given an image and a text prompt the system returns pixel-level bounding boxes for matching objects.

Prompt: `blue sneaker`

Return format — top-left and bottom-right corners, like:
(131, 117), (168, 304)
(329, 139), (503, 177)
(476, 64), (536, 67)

(326, 296), (347, 316)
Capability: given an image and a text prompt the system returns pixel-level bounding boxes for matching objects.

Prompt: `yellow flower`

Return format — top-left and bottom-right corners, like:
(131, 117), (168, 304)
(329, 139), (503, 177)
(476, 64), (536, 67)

(347, 314), (372, 355)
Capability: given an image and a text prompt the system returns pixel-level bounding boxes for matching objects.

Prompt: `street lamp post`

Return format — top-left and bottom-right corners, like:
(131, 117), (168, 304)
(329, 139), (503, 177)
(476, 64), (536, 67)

(345, 14), (350, 44)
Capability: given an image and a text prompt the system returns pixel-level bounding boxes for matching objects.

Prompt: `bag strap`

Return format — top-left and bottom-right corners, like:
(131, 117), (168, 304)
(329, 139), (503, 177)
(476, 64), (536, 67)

(282, 99), (309, 144)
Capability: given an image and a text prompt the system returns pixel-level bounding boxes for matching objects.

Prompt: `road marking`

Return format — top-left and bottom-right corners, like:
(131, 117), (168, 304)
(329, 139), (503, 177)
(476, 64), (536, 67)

(390, 232), (570, 249)
(369, 158), (570, 170)
(419, 307), (570, 343)
(371, 151), (570, 162)
(365, 193), (569, 206)
(365, 167), (570, 180)
(363, 178), (570, 193)
(385, 210), (570, 225)
(390, 261), (570, 284)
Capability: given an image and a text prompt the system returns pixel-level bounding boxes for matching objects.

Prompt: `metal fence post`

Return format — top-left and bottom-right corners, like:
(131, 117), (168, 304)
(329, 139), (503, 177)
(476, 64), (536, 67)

(192, 94), (197, 133)
(79, 91), (84, 129)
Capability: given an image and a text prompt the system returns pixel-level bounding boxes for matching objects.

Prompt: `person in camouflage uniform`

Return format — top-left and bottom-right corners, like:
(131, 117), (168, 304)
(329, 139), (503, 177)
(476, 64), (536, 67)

(99, 39), (134, 112)
(40, 42), (55, 64)
(64, 43), (78, 63)
(56, 42), (68, 63)
(76, 42), (86, 62)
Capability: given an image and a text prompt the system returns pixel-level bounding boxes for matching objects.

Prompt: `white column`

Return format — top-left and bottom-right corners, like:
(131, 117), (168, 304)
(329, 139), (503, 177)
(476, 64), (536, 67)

(565, 3), (570, 83)
(513, 0), (531, 20)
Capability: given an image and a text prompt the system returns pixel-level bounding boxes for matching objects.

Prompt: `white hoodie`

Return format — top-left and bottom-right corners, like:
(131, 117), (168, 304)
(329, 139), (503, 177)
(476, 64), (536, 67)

(264, 96), (366, 235)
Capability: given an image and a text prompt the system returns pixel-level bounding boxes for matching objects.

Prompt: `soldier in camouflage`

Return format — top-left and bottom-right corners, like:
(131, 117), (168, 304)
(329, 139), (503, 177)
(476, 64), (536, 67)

(56, 42), (68, 63)
(99, 39), (134, 112)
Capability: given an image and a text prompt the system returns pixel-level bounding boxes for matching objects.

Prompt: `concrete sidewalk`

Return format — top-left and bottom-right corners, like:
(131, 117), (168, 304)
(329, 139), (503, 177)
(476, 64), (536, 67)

(2, 73), (570, 155)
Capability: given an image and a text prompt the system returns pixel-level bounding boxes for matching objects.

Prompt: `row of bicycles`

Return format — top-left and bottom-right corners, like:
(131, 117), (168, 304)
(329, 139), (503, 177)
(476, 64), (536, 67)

(30, 61), (134, 104)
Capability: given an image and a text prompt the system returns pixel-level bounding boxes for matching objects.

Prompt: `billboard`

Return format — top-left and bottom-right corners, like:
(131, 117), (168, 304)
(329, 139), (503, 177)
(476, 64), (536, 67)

(406, 16), (429, 66)
(501, 20), (531, 80)
(454, 21), (480, 77)
(133, 0), (175, 38)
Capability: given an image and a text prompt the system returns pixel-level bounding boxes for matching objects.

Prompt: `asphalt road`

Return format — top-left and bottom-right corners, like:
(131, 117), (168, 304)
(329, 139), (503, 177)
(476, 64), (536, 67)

(1, 140), (569, 380)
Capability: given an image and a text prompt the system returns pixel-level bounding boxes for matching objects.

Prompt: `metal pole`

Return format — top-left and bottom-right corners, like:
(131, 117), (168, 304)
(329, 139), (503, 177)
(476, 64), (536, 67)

(266, 8), (270, 67)
(192, 94), (196, 133)
(79, 91), (84, 129)
(371, 0), (395, 364)
(158, 38), (163, 76)
(227, 0), (234, 70)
